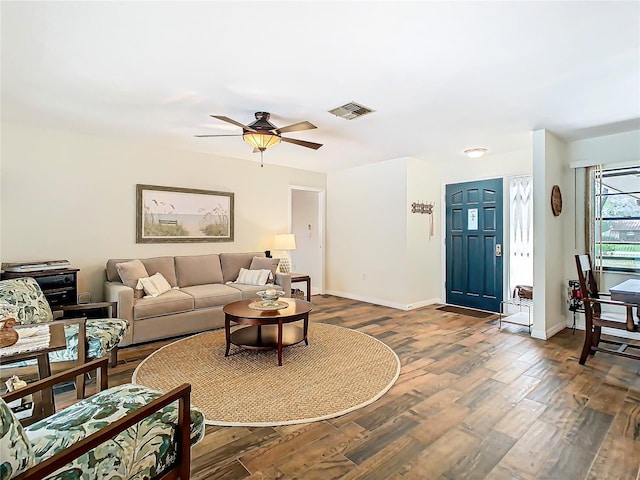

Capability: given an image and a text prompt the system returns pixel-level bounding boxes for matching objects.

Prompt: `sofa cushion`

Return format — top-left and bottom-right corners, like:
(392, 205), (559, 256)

(249, 256), (280, 283)
(220, 252), (265, 283)
(140, 257), (178, 288)
(116, 259), (150, 289)
(133, 290), (194, 320)
(228, 283), (284, 301)
(175, 254), (223, 287)
(180, 284), (242, 309)
(24, 384), (205, 480)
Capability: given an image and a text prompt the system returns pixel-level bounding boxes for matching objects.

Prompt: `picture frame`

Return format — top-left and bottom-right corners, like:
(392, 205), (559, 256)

(136, 184), (234, 243)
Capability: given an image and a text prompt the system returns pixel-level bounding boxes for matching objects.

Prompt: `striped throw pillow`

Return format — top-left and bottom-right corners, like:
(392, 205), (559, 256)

(235, 268), (271, 286)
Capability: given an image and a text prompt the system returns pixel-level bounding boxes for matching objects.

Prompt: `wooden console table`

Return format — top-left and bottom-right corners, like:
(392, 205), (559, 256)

(290, 273), (311, 302)
(1, 268), (79, 307)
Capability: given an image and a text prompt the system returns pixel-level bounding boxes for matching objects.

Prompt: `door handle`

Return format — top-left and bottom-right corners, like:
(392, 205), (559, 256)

(496, 244), (502, 257)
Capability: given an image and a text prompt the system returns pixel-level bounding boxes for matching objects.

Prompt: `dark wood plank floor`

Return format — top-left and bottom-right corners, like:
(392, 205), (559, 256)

(54, 295), (640, 479)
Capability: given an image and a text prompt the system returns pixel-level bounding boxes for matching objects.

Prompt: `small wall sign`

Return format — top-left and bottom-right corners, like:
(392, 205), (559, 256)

(468, 208), (478, 230)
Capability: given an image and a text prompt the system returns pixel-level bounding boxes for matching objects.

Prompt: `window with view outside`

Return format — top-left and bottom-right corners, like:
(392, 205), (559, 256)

(592, 165), (640, 272)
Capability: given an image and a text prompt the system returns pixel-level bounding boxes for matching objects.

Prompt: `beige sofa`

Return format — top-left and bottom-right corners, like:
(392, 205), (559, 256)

(104, 252), (290, 347)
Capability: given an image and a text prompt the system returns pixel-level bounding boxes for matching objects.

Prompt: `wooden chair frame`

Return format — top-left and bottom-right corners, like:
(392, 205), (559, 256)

(2, 358), (193, 480)
(575, 254), (640, 364)
(56, 301), (119, 398)
(1, 297), (120, 399)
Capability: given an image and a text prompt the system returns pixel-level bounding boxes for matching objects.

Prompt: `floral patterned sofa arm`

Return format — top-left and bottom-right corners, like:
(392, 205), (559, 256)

(0, 358), (205, 480)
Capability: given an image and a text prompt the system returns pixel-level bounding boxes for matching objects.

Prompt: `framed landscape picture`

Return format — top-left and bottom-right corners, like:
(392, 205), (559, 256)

(136, 184), (234, 243)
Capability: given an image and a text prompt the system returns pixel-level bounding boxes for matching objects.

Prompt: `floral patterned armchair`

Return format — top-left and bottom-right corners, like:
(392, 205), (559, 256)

(0, 277), (129, 397)
(0, 358), (205, 480)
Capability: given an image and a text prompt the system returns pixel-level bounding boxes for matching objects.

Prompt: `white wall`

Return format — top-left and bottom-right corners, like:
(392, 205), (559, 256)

(532, 130), (569, 340)
(432, 149), (533, 185)
(406, 158), (442, 308)
(0, 123), (326, 300)
(568, 129), (640, 167)
(326, 157), (409, 308)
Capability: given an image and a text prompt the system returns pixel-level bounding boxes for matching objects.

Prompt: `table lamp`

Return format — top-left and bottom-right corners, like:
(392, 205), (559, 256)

(273, 233), (296, 273)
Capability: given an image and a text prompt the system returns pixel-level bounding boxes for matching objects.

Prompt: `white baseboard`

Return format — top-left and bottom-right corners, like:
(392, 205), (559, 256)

(405, 298), (442, 310)
(531, 321), (566, 340)
(323, 289), (440, 311)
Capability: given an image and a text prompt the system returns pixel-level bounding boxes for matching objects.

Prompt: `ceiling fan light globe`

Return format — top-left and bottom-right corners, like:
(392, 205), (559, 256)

(243, 131), (281, 150)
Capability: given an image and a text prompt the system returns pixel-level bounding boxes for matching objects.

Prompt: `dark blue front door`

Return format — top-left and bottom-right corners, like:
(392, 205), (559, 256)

(446, 178), (503, 312)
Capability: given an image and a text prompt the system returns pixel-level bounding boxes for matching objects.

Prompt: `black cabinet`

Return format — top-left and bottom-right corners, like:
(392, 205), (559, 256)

(1, 269), (79, 307)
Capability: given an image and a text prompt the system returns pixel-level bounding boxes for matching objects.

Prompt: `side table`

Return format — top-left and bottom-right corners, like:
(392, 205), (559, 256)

(61, 301), (118, 319)
(0, 323), (67, 424)
(290, 273), (311, 302)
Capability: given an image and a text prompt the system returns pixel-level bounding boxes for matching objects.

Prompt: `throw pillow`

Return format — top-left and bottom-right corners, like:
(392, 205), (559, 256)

(136, 272), (172, 298)
(115, 260), (149, 289)
(235, 268), (271, 286)
(249, 257), (280, 284)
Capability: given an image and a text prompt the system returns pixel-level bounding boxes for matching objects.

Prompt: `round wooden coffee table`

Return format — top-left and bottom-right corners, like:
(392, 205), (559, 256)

(223, 298), (313, 366)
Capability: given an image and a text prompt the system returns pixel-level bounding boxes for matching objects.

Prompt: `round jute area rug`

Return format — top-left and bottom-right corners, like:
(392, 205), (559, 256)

(132, 323), (400, 427)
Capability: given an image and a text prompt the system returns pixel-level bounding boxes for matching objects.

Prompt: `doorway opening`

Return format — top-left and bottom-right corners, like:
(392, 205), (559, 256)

(290, 186), (325, 298)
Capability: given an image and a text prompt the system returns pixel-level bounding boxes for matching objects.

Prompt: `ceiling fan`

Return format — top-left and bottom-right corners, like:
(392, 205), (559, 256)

(195, 112), (322, 166)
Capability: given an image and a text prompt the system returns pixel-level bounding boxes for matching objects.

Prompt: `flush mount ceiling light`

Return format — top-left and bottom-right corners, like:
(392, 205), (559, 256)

(464, 148), (488, 158)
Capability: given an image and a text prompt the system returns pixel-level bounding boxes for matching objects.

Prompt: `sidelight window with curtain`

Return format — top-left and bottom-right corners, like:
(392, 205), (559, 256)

(589, 165), (640, 273)
(509, 175), (534, 295)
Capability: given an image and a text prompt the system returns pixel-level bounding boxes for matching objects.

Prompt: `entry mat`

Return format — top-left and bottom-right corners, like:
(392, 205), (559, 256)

(436, 305), (496, 319)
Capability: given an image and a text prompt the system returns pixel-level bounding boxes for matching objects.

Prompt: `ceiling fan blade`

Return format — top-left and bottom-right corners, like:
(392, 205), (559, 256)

(194, 134), (243, 137)
(211, 115), (257, 132)
(273, 121), (317, 134)
(281, 137), (323, 150)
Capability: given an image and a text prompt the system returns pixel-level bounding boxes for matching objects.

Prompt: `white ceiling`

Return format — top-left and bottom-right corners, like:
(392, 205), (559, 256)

(2, 1), (639, 173)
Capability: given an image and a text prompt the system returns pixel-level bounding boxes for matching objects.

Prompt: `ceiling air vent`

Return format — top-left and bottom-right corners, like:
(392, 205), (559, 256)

(328, 101), (375, 120)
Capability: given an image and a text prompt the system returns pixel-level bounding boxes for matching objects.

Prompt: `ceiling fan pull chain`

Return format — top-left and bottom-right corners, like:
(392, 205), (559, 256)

(260, 150), (264, 168)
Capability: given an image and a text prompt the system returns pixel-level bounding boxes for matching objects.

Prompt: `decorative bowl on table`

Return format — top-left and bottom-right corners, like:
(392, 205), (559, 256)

(256, 289), (285, 306)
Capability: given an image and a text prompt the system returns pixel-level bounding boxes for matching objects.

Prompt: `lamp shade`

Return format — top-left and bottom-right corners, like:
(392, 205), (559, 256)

(243, 131), (281, 151)
(273, 233), (296, 251)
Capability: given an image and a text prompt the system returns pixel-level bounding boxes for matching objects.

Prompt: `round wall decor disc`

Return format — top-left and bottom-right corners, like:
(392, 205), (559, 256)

(551, 185), (563, 216)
